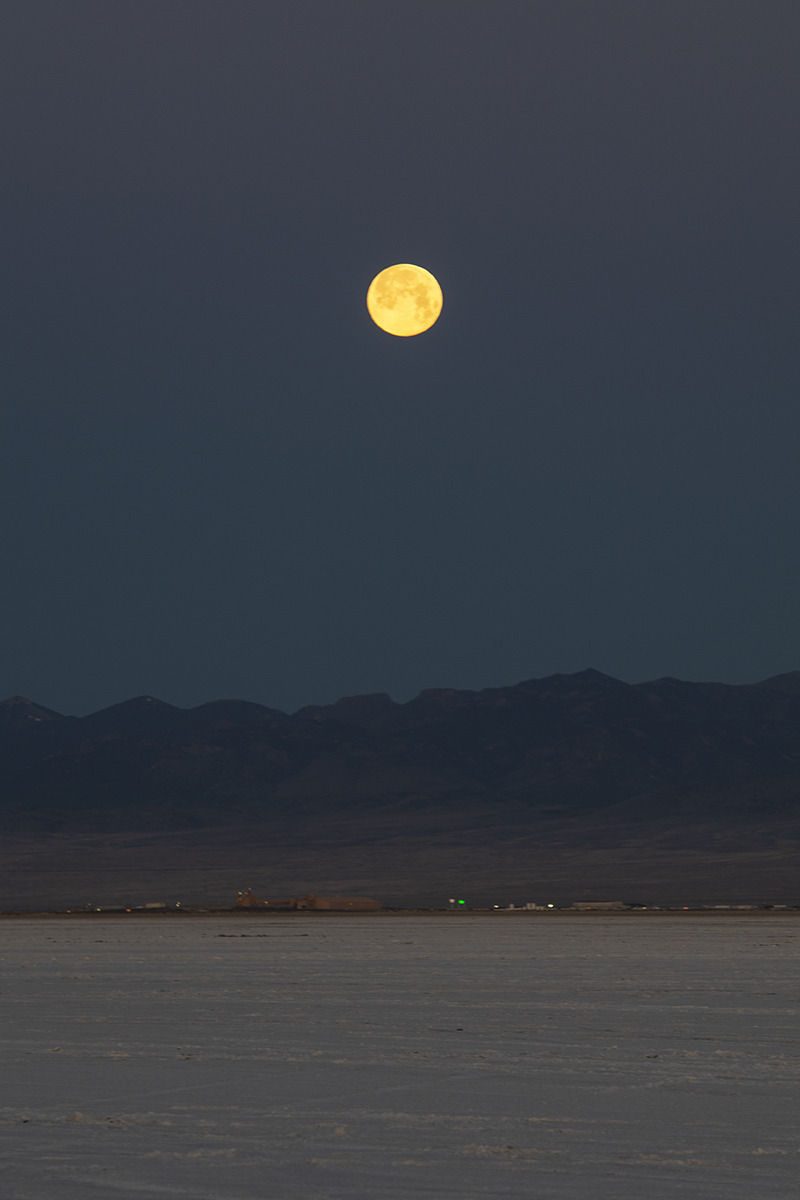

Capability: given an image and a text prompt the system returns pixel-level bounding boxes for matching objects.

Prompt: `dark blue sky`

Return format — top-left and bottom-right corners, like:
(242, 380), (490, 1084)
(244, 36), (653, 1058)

(1, 0), (798, 715)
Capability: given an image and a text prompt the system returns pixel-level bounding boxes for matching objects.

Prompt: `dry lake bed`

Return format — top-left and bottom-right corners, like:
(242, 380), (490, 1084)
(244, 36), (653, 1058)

(0, 913), (798, 1199)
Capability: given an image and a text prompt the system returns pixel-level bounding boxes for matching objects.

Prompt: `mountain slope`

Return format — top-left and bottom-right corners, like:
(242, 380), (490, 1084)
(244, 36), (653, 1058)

(1, 670), (799, 832)
(2, 672), (800, 907)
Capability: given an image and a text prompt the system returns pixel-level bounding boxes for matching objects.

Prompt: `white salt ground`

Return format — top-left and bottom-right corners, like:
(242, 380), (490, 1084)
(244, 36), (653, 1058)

(0, 913), (798, 1199)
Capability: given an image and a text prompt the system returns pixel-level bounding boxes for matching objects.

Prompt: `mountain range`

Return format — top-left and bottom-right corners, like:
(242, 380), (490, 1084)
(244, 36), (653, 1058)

(1, 669), (799, 909)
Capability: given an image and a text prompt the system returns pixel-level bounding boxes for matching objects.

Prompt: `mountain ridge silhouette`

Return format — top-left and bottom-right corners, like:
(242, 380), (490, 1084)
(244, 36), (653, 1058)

(1, 669), (799, 835)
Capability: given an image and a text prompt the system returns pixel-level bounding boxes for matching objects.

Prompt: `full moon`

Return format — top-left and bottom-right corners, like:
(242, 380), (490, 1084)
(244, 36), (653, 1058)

(366, 264), (443, 337)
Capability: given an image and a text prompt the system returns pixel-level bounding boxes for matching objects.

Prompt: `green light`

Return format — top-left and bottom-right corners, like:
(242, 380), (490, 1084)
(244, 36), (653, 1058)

(458, 900), (465, 905)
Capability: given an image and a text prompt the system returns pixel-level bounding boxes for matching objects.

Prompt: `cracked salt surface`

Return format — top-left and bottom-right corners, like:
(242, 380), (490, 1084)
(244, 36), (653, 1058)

(0, 915), (798, 1198)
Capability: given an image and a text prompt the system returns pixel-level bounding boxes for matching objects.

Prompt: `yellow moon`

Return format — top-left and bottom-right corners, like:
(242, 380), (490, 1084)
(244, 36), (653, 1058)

(366, 264), (443, 337)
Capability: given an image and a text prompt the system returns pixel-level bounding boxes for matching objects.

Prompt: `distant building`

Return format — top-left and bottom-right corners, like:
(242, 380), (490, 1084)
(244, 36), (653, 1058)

(235, 890), (381, 911)
(571, 901), (626, 910)
(296, 895), (382, 911)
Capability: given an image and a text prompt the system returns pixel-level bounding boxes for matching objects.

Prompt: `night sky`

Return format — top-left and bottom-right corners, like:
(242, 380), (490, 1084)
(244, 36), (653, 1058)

(1, 1), (798, 716)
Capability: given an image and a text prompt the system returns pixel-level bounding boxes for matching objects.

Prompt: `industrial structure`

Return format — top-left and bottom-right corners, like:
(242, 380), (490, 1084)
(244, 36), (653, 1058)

(235, 889), (381, 911)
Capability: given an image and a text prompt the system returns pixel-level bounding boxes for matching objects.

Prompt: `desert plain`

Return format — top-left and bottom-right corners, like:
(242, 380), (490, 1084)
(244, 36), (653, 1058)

(0, 912), (798, 1199)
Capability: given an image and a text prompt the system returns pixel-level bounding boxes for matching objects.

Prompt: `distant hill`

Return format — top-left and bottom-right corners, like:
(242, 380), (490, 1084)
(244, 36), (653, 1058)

(1, 671), (799, 908)
(2, 668), (800, 830)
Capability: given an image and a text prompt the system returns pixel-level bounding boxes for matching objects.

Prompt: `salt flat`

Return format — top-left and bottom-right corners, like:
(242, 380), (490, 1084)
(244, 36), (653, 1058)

(0, 915), (798, 1199)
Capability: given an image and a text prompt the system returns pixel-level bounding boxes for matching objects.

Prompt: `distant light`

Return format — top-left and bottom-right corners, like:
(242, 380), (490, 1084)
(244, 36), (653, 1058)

(547, 903), (554, 908)
(458, 900), (465, 905)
